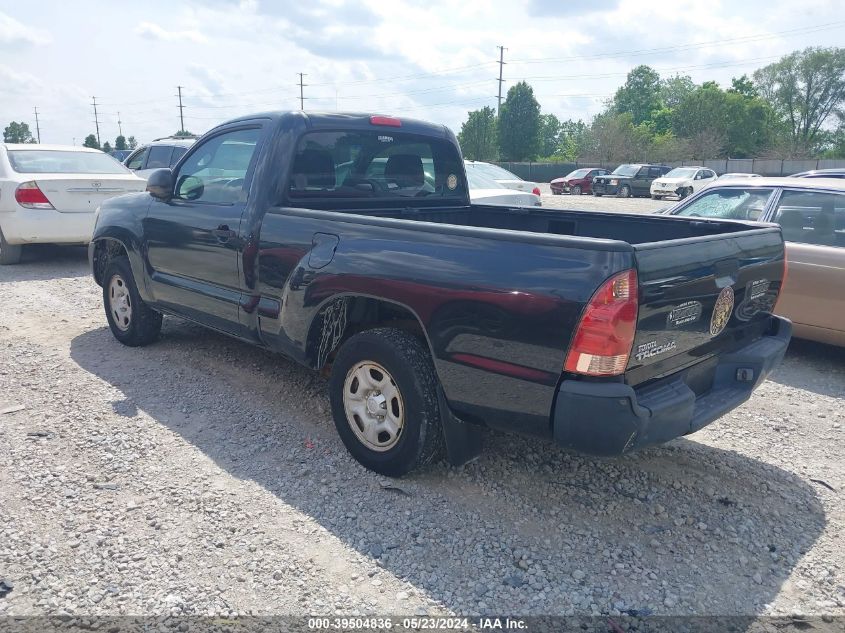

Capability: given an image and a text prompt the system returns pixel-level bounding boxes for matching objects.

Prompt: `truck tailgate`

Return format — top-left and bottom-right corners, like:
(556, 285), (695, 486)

(626, 226), (785, 387)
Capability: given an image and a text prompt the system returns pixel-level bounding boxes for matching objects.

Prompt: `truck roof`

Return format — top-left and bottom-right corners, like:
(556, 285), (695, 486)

(212, 111), (452, 139)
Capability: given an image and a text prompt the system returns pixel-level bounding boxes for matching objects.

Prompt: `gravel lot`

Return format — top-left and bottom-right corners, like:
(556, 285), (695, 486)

(1, 201), (843, 620)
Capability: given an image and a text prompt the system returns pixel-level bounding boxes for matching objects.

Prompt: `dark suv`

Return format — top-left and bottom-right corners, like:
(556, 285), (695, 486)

(592, 164), (672, 198)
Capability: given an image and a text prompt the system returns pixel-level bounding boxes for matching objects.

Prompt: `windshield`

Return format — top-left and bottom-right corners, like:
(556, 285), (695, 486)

(673, 188), (774, 221)
(466, 162), (523, 181)
(666, 167), (698, 179)
(611, 164), (639, 177)
(287, 131), (466, 206)
(7, 150), (132, 174)
(564, 168), (590, 179)
(466, 169), (505, 190)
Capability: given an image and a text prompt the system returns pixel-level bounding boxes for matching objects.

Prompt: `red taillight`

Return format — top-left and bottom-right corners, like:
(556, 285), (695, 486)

(15, 181), (54, 209)
(564, 269), (639, 376)
(532, 186), (541, 197)
(370, 115), (401, 127)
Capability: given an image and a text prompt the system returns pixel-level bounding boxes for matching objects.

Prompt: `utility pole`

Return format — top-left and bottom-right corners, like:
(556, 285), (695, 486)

(91, 96), (101, 146)
(297, 73), (307, 110)
(117, 112), (123, 137)
(176, 86), (185, 133)
(496, 45), (507, 115)
(33, 107), (41, 143)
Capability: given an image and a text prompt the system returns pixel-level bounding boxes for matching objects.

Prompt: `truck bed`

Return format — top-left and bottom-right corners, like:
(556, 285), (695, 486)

(361, 203), (761, 245)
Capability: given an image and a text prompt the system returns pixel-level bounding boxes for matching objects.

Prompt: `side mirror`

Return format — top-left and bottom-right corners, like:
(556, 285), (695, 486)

(147, 168), (174, 201)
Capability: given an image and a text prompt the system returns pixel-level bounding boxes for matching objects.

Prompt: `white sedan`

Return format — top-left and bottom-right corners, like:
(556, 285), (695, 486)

(650, 166), (717, 200)
(0, 144), (146, 264)
(464, 160), (542, 196)
(467, 169), (541, 207)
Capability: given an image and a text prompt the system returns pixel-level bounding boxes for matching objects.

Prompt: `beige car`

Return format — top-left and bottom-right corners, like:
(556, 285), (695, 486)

(662, 177), (845, 346)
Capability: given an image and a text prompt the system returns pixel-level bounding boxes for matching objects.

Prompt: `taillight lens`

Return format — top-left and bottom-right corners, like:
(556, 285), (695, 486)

(532, 186), (541, 196)
(564, 269), (639, 376)
(15, 181), (54, 209)
(370, 115), (401, 127)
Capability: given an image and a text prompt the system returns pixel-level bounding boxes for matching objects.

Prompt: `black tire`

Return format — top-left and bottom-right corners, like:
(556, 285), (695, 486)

(593, 192), (602, 197)
(552, 190), (560, 195)
(572, 185), (582, 196)
(617, 185), (631, 198)
(0, 227), (22, 265)
(103, 257), (162, 347)
(651, 194), (662, 200)
(329, 327), (445, 477)
(678, 187), (691, 199)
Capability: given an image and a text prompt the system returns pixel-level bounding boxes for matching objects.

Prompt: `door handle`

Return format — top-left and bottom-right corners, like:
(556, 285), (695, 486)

(212, 226), (236, 241)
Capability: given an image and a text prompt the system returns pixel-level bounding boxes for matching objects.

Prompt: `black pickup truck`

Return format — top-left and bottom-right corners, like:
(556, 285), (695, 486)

(592, 164), (672, 198)
(89, 112), (791, 476)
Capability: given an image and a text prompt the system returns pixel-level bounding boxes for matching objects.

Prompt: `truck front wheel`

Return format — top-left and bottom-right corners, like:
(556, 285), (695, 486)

(329, 327), (444, 477)
(103, 257), (162, 347)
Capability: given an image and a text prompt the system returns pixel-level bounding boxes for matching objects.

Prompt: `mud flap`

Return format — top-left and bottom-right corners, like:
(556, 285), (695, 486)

(437, 386), (483, 466)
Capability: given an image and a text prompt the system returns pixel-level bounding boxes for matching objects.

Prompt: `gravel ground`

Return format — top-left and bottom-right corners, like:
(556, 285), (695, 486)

(0, 238), (843, 620)
(538, 184), (669, 214)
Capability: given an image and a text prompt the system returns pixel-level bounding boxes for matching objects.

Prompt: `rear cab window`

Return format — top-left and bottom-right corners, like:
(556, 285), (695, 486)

(287, 130), (467, 208)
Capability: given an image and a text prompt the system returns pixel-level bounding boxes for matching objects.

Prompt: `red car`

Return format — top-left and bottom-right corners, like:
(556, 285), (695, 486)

(550, 167), (609, 195)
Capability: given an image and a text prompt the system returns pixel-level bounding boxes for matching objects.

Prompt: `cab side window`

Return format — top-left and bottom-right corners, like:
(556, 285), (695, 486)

(648, 167), (662, 178)
(773, 190), (844, 247)
(175, 128), (260, 205)
(125, 147), (148, 170)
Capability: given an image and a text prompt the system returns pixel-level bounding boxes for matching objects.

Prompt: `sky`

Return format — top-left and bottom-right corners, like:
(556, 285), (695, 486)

(1, 0), (844, 146)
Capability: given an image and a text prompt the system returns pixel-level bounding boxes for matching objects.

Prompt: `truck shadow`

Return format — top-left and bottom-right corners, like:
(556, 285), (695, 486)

(767, 339), (845, 398)
(69, 321), (826, 616)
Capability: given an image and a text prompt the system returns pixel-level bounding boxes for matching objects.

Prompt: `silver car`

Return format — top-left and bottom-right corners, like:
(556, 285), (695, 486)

(123, 136), (196, 180)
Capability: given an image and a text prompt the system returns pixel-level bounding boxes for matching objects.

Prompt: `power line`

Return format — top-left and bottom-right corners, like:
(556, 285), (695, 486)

(496, 45), (507, 115)
(33, 107), (41, 143)
(176, 86), (185, 133)
(91, 96), (100, 146)
(297, 73), (307, 110)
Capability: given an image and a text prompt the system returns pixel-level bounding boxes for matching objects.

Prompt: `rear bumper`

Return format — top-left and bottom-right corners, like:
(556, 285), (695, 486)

(0, 209), (95, 244)
(552, 316), (792, 455)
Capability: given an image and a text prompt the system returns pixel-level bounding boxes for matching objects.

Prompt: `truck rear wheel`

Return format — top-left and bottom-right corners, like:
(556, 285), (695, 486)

(103, 257), (162, 347)
(0, 228), (22, 265)
(329, 327), (444, 477)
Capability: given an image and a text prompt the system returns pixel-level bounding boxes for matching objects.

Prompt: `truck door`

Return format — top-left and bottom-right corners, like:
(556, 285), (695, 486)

(143, 125), (262, 333)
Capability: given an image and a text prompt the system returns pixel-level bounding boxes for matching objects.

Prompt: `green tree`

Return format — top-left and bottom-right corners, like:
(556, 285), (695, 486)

(614, 65), (662, 125)
(114, 135), (127, 150)
(589, 111), (650, 162)
(457, 106), (498, 161)
(102, 141), (113, 153)
(174, 130), (195, 137)
(3, 121), (35, 143)
(83, 134), (100, 149)
(497, 81), (541, 161)
(671, 83), (729, 157)
(556, 119), (591, 161)
(728, 75), (758, 99)
(660, 74), (696, 109)
(127, 136), (138, 149)
(753, 47), (845, 152)
(538, 113), (562, 158)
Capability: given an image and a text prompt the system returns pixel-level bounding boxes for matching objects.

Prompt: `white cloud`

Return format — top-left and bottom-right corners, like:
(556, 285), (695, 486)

(0, 64), (41, 94)
(135, 21), (207, 44)
(0, 11), (50, 47)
